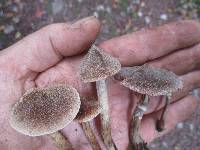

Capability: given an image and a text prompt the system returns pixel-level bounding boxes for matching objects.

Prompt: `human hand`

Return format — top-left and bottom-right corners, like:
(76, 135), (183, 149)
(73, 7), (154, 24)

(0, 16), (100, 150)
(0, 17), (200, 150)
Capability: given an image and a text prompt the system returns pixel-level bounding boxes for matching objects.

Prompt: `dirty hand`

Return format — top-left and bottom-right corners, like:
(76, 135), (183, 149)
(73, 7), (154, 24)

(0, 16), (199, 150)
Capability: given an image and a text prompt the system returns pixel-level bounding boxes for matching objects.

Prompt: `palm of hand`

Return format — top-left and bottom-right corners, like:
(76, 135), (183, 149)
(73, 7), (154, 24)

(0, 17), (200, 150)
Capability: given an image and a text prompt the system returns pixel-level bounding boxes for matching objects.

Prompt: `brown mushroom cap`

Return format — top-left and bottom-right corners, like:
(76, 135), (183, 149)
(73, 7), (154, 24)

(114, 66), (140, 81)
(79, 45), (121, 82)
(9, 85), (80, 136)
(74, 97), (101, 123)
(119, 65), (183, 96)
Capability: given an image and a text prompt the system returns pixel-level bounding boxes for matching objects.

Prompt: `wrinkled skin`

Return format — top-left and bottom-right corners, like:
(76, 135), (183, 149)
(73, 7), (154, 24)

(0, 16), (200, 150)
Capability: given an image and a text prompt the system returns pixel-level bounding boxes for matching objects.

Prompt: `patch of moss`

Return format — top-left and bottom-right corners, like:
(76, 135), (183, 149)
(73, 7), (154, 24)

(118, 0), (129, 12)
(131, 12), (139, 19)
(45, 0), (53, 14)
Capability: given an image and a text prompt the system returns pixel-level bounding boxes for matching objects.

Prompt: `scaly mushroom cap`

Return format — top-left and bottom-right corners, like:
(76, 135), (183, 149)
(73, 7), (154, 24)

(74, 97), (101, 123)
(10, 85), (80, 136)
(114, 66), (140, 81)
(119, 65), (183, 96)
(79, 45), (121, 82)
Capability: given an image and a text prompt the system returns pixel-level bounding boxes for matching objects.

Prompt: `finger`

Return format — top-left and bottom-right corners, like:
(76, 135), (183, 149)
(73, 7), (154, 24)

(99, 20), (200, 66)
(140, 95), (198, 143)
(1, 16), (100, 78)
(35, 55), (200, 114)
(35, 55), (92, 95)
(149, 43), (200, 75)
(146, 71), (200, 114)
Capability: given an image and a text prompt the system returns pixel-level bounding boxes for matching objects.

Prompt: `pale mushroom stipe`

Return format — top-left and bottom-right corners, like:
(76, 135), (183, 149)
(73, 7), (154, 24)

(9, 84), (81, 150)
(79, 45), (121, 150)
(114, 64), (183, 150)
(74, 97), (101, 150)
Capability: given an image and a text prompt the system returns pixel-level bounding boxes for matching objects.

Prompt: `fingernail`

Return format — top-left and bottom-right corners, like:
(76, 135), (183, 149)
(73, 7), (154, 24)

(70, 16), (97, 28)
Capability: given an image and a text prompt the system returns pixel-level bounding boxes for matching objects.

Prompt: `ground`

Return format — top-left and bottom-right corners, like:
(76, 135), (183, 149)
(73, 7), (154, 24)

(0, 0), (200, 149)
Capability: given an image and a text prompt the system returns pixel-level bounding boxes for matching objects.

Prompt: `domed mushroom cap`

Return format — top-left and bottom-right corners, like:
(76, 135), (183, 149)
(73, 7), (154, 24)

(9, 85), (80, 136)
(79, 45), (121, 82)
(74, 97), (101, 123)
(119, 65), (183, 96)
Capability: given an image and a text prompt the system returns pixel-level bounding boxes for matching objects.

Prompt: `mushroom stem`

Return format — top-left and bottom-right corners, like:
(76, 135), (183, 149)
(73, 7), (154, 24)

(81, 122), (101, 150)
(96, 79), (117, 150)
(156, 95), (171, 132)
(129, 95), (149, 150)
(49, 131), (73, 150)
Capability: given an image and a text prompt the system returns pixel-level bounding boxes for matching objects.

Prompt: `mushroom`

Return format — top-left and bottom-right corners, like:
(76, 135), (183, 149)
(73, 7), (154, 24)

(79, 45), (121, 150)
(9, 84), (81, 150)
(74, 97), (101, 150)
(130, 94), (149, 150)
(114, 64), (183, 149)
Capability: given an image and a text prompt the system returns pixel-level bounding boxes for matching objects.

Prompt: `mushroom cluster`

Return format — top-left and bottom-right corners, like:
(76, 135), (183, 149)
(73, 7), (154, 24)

(9, 45), (183, 150)
(10, 85), (102, 150)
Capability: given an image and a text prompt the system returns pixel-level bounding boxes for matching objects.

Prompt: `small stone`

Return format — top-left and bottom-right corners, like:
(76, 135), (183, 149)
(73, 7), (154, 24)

(120, 11), (126, 17)
(183, 4), (188, 9)
(176, 122), (184, 129)
(162, 141), (168, 148)
(141, 2), (145, 7)
(137, 11), (143, 17)
(18, 3), (24, 11)
(11, 5), (18, 13)
(12, 17), (20, 24)
(52, 0), (64, 15)
(133, 0), (140, 4)
(4, 25), (14, 34)
(167, 8), (173, 13)
(93, 12), (99, 18)
(149, 143), (156, 148)
(145, 16), (151, 24)
(160, 14), (168, 20)
(189, 124), (194, 131)
(126, 6), (132, 13)
(174, 146), (180, 150)
(96, 5), (105, 11)
(105, 7), (111, 13)
(193, 89), (200, 99)
(15, 32), (21, 39)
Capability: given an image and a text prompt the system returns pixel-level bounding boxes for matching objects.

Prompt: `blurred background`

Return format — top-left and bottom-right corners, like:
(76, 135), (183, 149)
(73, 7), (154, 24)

(0, 0), (200, 149)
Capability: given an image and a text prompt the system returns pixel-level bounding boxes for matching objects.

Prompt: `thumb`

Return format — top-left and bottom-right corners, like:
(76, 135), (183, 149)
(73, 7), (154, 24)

(0, 16), (100, 80)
